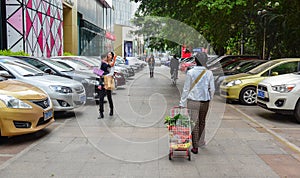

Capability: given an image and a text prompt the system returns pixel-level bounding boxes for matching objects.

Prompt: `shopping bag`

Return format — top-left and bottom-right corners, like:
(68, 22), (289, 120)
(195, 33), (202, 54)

(93, 68), (104, 76)
(104, 75), (115, 90)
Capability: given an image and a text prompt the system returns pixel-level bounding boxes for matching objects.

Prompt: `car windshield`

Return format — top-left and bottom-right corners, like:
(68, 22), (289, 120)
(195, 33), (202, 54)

(237, 61), (266, 73)
(43, 60), (73, 72)
(66, 58), (95, 68)
(223, 60), (245, 71)
(64, 59), (89, 70)
(207, 56), (226, 66)
(56, 60), (90, 70)
(2, 60), (44, 77)
(75, 57), (99, 67)
(247, 60), (278, 74)
(82, 57), (101, 66)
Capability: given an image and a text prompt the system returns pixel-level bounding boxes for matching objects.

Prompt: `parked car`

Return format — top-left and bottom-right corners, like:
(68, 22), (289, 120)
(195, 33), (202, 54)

(220, 58), (300, 105)
(115, 57), (135, 77)
(154, 58), (161, 67)
(186, 55), (219, 71)
(215, 60), (267, 91)
(51, 57), (126, 88)
(160, 57), (169, 65)
(51, 56), (99, 69)
(0, 56), (86, 111)
(50, 58), (92, 73)
(126, 56), (147, 67)
(114, 65), (129, 79)
(12, 56), (100, 102)
(116, 56), (139, 72)
(207, 55), (260, 69)
(257, 72), (300, 123)
(0, 77), (54, 136)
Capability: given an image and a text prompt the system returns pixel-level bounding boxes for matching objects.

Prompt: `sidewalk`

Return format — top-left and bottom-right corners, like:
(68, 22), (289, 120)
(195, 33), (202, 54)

(0, 66), (300, 177)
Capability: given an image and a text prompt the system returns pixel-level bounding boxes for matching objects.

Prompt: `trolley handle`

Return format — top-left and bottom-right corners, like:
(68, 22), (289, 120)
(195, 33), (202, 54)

(173, 106), (186, 109)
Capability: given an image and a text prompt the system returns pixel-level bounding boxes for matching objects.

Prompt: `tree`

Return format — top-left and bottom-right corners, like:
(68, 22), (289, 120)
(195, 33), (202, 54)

(131, 0), (300, 58)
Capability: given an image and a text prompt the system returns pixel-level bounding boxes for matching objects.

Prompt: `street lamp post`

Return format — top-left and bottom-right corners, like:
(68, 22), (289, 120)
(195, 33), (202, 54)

(257, 1), (280, 60)
(262, 19), (266, 60)
(258, 9), (267, 60)
(241, 32), (245, 55)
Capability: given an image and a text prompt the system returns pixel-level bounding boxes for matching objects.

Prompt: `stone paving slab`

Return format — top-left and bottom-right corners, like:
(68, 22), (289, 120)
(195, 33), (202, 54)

(0, 67), (299, 177)
(260, 154), (300, 177)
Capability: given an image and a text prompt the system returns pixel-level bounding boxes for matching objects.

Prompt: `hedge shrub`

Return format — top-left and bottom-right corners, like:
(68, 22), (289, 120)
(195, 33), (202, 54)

(0, 49), (29, 56)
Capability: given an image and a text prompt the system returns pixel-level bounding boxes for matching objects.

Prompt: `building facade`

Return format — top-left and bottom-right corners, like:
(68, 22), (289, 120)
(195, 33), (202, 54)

(0, 0), (114, 57)
(113, 0), (138, 57)
(76, 0), (114, 56)
(1, 0), (63, 57)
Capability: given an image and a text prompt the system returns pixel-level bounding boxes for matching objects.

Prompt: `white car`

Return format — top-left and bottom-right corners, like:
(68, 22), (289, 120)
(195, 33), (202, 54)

(51, 58), (93, 73)
(0, 57), (86, 111)
(257, 72), (300, 123)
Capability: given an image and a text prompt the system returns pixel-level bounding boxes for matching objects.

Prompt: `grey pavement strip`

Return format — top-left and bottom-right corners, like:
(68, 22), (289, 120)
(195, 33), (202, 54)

(229, 104), (300, 154)
(0, 120), (70, 170)
(0, 154), (14, 157)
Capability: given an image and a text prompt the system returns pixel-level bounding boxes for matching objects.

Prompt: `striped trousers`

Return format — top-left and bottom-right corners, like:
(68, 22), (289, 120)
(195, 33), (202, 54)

(187, 99), (210, 148)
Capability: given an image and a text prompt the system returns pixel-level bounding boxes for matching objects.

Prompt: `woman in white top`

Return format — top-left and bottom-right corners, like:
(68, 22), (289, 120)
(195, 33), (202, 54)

(179, 52), (215, 154)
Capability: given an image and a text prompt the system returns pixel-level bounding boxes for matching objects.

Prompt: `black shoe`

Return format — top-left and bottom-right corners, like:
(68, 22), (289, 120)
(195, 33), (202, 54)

(191, 148), (198, 154)
(98, 112), (104, 119)
(109, 110), (113, 116)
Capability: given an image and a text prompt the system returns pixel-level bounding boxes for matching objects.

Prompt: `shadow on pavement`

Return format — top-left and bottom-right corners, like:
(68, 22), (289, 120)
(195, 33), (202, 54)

(0, 129), (51, 145)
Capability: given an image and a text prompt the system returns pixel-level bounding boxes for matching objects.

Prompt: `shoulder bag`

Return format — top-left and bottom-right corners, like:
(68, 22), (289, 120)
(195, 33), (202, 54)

(104, 75), (115, 90)
(189, 70), (206, 92)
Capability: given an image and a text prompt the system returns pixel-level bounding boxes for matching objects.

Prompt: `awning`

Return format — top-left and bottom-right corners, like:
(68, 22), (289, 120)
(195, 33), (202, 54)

(105, 32), (116, 41)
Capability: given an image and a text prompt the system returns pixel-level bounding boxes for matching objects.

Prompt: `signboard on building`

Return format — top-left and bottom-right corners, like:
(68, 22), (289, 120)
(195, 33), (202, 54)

(124, 41), (132, 57)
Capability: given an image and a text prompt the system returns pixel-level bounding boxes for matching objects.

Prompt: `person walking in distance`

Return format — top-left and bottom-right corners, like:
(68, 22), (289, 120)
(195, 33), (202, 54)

(97, 52), (116, 119)
(147, 54), (155, 78)
(170, 54), (180, 80)
(179, 52), (215, 154)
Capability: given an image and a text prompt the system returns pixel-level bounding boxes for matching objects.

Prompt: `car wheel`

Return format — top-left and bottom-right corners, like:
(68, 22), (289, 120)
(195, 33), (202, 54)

(294, 99), (300, 123)
(239, 86), (257, 105)
(0, 130), (8, 142)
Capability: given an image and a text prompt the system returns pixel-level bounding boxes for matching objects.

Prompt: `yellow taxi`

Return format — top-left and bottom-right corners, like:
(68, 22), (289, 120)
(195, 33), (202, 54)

(0, 77), (54, 137)
(220, 58), (300, 105)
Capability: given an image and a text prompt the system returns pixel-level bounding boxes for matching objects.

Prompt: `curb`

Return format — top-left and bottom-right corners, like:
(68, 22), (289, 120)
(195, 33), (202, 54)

(229, 104), (300, 154)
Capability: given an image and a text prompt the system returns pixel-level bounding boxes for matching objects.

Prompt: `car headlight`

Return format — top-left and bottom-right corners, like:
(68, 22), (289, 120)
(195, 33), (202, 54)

(84, 79), (100, 85)
(49, 85), (73, 93)
(272, 84), (295, 93)
(0, 94), (32, 109)
(226, 80), (242, 87)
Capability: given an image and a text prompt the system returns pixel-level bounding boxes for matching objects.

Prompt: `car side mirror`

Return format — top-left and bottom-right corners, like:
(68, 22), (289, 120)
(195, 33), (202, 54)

(271, 71), (279, 76)
(44, 68), (53, 74)
(0, 71), (13, 78)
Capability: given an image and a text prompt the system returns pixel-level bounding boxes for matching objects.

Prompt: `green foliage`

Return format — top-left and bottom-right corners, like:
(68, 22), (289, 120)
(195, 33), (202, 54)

(63, 52), (75, 56)
(164, 113), (190, 127)
(0, 49), (29, 56)
(131, 0), (300, 58)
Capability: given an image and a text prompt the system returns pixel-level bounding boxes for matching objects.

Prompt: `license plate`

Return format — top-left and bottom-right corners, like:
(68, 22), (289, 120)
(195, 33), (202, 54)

(44, 110), (53, 121)
(80, 95), (86, 102)
(257, 90), (265, 99)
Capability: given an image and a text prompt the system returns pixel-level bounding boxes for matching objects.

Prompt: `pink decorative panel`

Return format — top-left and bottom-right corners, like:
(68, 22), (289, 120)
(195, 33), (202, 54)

(6, 0), (63, 57)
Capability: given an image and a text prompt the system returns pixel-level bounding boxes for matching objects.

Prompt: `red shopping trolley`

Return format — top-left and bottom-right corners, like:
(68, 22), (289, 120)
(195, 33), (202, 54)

(165, 107), (192, 161)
